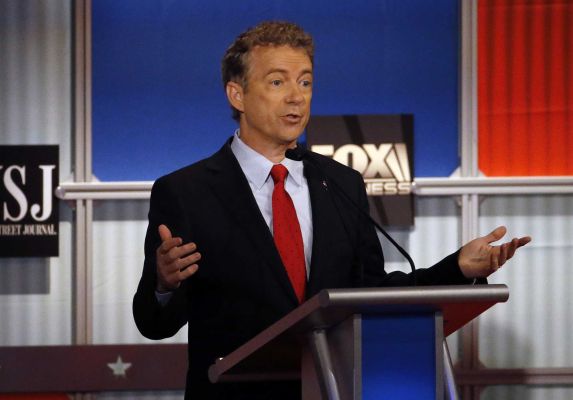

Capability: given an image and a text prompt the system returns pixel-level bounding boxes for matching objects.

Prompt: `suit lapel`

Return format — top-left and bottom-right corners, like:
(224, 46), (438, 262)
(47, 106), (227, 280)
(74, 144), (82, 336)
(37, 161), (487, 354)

(205, 141), (299, 306)
(304, 158), (336, 297)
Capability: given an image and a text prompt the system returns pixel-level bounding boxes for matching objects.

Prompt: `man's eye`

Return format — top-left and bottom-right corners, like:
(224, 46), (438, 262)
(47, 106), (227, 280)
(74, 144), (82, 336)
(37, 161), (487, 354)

(301, 80), (312, 88)
(271, 80), (282, 86)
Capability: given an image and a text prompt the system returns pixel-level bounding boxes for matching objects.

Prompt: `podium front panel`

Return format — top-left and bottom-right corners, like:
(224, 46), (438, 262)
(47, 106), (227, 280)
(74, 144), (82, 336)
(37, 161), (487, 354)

(362, 313), (442, 399)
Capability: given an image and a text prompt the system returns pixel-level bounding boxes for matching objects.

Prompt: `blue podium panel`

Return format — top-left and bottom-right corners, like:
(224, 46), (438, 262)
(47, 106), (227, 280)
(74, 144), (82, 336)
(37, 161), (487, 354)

(362, 314), (438, 400)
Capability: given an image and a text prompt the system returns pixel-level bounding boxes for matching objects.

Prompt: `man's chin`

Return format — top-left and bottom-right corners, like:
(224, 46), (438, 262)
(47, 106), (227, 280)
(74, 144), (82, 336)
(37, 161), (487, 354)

(279, 133), (304, 146)
(279, 125), (306, 142)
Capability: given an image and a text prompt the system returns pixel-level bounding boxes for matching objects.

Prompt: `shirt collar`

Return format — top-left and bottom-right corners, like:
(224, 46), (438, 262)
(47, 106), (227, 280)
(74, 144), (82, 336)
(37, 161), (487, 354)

(230, 131), (304, 190)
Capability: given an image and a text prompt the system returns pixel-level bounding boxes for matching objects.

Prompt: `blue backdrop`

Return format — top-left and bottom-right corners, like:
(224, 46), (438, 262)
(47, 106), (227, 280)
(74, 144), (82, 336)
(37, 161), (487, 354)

(92, 0), (460, 180)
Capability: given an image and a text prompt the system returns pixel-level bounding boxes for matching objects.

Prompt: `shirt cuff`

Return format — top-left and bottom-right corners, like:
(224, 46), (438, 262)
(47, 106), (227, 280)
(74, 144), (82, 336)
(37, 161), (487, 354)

(155, 290), (174, 306)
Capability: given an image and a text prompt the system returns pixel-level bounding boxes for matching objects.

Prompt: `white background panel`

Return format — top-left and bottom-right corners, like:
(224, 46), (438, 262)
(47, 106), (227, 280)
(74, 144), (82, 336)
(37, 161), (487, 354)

(0, 0), (73, 346)
(479, 195), (573, 368)
(92, 200), (187, 344)
(0, 0), (72, 179)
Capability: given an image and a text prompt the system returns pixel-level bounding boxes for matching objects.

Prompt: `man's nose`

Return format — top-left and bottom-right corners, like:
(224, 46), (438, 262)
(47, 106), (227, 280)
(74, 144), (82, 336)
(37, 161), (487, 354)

(285, 83), (305, 104)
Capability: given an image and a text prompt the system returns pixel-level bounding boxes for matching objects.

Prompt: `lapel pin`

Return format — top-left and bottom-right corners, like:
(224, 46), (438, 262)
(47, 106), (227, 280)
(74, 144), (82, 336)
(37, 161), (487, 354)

(322, 180), (328, 189)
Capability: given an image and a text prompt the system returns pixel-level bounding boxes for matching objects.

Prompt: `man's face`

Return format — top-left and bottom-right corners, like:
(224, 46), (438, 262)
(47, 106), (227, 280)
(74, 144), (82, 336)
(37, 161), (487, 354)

(231, 45), (313, 148)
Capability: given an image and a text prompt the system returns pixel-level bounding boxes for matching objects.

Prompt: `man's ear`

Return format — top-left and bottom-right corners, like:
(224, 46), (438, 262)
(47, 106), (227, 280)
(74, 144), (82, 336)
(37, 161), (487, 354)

(226, 81), (245, 113)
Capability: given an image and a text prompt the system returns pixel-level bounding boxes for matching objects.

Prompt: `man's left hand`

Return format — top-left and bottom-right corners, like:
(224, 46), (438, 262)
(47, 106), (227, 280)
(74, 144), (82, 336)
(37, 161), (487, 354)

(459, 226), (532, 279)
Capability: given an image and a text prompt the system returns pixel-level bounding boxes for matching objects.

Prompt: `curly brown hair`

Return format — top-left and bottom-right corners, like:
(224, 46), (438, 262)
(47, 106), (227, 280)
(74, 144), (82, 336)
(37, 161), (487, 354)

(221, 21), (314, 121)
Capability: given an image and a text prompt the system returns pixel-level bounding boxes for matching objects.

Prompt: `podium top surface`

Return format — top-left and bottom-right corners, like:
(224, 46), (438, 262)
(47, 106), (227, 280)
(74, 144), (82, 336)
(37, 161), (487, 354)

(209, 284), (509, 383)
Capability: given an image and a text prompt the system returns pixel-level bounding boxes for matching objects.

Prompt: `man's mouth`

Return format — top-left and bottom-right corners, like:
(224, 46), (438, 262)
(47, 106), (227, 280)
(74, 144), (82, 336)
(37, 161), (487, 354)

(281, 113), (303, 123)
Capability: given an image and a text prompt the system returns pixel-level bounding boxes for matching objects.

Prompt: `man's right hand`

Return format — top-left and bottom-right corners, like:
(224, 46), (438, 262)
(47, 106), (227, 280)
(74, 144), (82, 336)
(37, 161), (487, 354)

(155, 224), (201, 293)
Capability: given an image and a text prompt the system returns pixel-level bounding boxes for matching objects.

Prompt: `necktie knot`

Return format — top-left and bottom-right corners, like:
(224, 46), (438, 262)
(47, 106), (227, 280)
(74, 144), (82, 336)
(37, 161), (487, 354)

(270, 164), (289, 185)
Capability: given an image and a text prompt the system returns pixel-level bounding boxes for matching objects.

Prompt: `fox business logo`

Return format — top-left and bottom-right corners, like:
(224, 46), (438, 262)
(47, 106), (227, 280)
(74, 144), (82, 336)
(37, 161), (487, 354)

(311, 143), (412, 196)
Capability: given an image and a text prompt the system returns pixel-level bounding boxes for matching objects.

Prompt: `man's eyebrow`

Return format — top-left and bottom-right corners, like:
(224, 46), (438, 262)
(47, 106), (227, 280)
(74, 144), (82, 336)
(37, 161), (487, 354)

(264, 68), (313, 77)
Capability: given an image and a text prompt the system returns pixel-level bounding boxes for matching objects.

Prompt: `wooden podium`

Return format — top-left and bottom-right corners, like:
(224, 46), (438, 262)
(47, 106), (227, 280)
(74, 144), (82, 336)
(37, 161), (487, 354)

(208, 285), (509, 400)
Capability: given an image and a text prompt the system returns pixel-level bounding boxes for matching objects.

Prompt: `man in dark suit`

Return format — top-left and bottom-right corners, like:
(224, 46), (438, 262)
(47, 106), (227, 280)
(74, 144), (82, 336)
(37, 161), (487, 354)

(133, 21), (530, 399)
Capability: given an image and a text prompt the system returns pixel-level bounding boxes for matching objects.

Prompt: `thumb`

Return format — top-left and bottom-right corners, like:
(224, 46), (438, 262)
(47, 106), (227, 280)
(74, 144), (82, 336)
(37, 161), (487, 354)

(158, 224), (173, 242)
(484, 225), (507, 243)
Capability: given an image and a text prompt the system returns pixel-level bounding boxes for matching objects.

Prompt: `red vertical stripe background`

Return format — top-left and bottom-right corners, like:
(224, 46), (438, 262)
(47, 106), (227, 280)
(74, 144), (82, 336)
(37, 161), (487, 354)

(478, 0), (573, 176)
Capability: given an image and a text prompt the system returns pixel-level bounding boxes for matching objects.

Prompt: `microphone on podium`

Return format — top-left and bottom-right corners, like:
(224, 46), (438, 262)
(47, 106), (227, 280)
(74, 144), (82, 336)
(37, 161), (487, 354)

(286, 145), (417, 284)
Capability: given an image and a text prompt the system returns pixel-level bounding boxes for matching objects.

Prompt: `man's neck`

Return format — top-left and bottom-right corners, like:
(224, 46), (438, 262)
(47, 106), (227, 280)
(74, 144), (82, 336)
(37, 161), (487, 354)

(238, 131), (296, 164)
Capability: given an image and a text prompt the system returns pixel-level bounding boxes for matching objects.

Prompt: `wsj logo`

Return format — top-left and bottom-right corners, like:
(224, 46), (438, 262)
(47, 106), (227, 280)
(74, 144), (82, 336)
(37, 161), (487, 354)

(1, 165), (56, 223)
(311, 143), (412, 195)
(0, 145), (59, 257)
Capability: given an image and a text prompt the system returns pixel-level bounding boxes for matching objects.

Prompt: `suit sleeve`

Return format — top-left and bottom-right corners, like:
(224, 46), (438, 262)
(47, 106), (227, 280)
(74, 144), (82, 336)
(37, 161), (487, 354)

(353, 171), (476, 287)
(132, 177), (189, 340)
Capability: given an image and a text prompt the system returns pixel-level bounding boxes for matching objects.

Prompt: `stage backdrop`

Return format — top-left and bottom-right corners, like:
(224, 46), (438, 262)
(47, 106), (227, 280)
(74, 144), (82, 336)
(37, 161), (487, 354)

(92, 0), (460, 181)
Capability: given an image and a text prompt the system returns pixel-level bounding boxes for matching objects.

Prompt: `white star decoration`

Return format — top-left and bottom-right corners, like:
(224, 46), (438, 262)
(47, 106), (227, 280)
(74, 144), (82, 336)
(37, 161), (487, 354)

(107, 355), (132, 378)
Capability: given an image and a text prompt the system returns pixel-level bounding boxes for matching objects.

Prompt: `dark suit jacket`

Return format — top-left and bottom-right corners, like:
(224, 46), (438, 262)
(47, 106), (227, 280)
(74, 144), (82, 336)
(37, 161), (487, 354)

(133, 138), (473, 399)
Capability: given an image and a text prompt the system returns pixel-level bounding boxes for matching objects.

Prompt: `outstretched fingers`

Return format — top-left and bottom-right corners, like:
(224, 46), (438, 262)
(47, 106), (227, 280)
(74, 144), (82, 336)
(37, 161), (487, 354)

(163, 242), (197, 264)
(175, 249), (201, 271)
(156, 224), (201, 291)
(178, 264), (199, 281)
(484, 225), (507, 244)
(492, 243), (510, 270)
(490, 245), (500, 271)
(495, 236), (533, 268)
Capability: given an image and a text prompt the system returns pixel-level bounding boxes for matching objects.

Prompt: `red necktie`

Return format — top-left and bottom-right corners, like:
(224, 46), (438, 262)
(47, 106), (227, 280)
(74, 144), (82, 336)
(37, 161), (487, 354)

(270, 164), (306, 303)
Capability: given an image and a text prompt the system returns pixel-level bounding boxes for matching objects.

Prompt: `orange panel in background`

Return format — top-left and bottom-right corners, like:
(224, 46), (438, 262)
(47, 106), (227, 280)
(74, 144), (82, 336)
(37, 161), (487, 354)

(478, 0), (573, 176)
